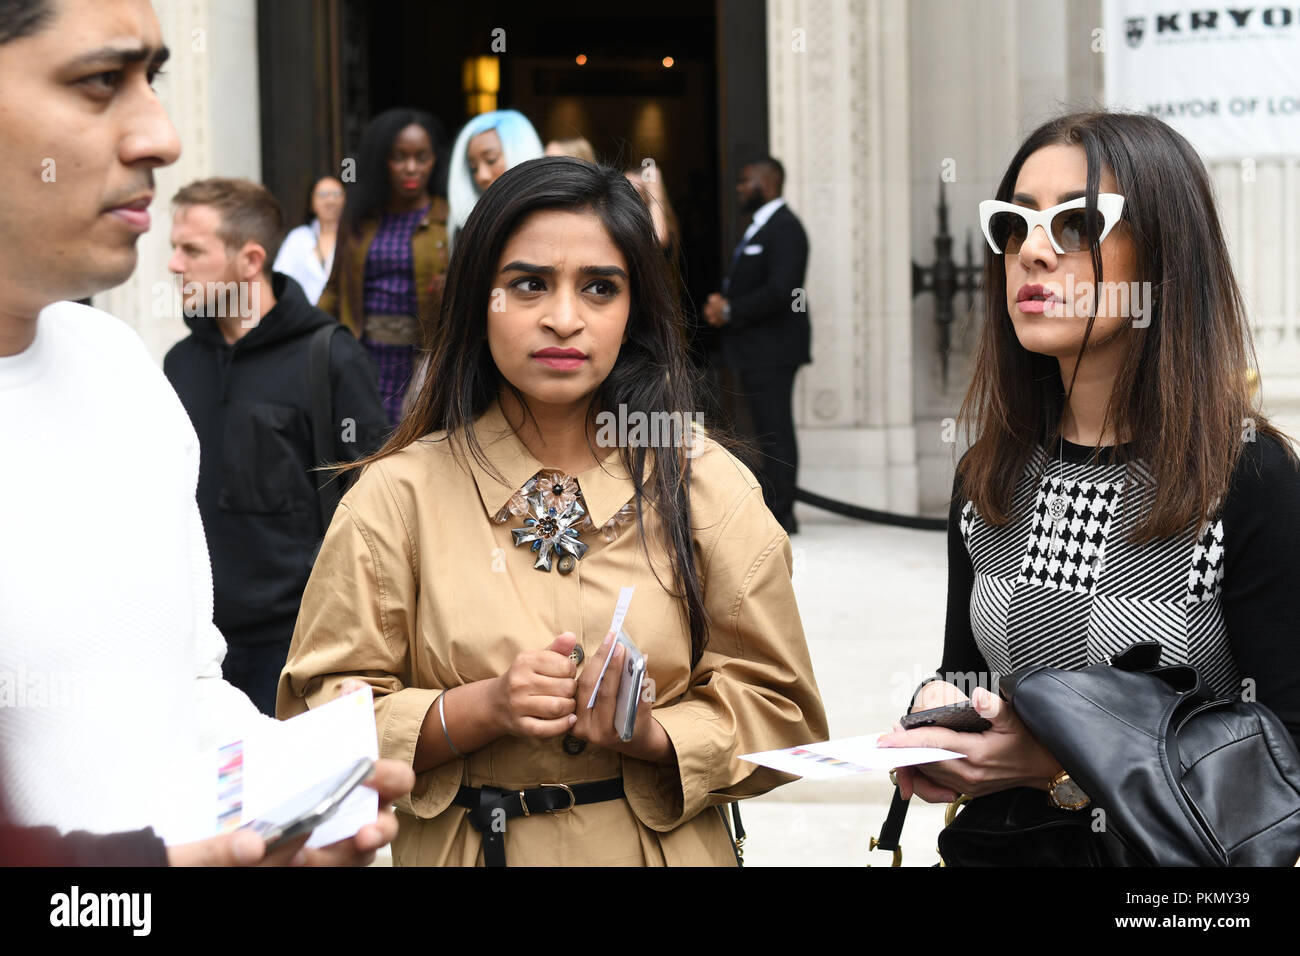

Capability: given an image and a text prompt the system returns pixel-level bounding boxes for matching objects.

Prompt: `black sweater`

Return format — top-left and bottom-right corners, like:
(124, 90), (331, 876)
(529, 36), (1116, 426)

(940, 433), (1300, 750)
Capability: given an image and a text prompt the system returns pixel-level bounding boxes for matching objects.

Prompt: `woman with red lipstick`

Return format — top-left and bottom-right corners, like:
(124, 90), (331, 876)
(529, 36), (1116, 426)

(278, 157), (827, 866)
(878, 111), (1300, 864)
(319, 108), (451, 423)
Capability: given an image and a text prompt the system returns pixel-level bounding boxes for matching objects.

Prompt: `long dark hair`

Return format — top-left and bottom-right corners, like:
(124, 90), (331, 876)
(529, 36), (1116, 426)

(959, 110), (1288, 540)
(348, 157), (714, 664)
(340, 107), (446, 238)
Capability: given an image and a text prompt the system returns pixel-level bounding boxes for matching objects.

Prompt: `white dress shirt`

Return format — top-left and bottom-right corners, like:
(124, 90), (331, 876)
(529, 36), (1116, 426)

(742, 197), (787, 243)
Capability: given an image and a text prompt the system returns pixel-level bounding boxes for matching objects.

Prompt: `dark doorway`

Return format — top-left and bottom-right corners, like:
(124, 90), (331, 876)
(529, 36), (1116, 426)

(362, 0), (723, 324)
(258, 0), (767, 349)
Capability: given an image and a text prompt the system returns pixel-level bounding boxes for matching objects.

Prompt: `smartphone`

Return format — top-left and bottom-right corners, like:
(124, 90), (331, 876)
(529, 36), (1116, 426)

(899, 700), (991, 733)
(613, 630), (647, 742)
(239, 756), (374, 852)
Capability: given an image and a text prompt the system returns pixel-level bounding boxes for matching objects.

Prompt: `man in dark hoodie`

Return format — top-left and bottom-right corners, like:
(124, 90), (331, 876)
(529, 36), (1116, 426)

(163, 178), (390, 716)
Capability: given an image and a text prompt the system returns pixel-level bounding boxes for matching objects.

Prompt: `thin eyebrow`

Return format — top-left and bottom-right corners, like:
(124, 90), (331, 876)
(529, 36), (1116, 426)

(500, 261), (628, 281)
(65, 43), (171, 72)
(1011, 189), (1087, 209)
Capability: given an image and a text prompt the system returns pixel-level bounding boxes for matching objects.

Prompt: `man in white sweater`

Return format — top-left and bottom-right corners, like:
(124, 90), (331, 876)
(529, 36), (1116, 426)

(0, 0), (411, 864)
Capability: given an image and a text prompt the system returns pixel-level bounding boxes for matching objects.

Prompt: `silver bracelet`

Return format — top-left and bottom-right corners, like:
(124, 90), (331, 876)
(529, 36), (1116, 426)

(437, 689), (464, 758)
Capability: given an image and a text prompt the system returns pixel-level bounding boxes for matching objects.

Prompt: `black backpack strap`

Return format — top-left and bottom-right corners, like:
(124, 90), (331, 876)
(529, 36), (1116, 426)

(308, 324), (344, 533)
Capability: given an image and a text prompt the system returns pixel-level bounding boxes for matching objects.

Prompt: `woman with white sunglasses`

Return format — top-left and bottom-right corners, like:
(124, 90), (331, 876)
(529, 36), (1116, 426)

(879, 111), (1300, 840)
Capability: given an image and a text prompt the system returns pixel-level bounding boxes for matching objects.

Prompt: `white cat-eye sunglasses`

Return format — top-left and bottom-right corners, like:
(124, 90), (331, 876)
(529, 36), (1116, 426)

(979, 193), (1126, 255)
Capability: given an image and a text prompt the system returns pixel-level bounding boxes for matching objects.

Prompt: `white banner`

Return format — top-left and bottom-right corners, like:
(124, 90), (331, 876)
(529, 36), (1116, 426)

(1103, 1), (1300, 159)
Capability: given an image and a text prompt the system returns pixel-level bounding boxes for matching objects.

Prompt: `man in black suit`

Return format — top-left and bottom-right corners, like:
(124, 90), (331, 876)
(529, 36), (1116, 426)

(705, 156), (811, 534)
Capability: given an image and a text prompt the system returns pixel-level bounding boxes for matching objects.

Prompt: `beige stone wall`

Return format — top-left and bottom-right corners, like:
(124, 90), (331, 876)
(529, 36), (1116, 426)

(92, 0), (261, 364)
(1212, 157), (1300, 440)
(764, 0), (1300, 516)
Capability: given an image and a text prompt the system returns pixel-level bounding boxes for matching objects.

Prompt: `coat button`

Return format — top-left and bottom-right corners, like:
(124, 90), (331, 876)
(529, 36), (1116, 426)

(562, 733), (586, 756)
(568, 645), (584, 666)
(557, 553), (576, 574)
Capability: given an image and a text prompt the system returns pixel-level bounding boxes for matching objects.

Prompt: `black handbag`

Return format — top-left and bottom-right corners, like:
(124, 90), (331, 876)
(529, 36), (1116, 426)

(937, 786), (1112, 866)
(875, 641), (1300, 866)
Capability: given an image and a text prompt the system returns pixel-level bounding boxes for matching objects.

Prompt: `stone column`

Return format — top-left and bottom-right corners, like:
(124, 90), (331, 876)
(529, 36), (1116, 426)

(767, 0), (919, 514)
(92, 0), (261, 364)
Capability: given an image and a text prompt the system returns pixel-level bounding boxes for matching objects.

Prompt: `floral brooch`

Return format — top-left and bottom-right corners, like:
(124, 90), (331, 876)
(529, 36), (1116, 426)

(512, 493), (588, 572)
(492, 471), (637, 571)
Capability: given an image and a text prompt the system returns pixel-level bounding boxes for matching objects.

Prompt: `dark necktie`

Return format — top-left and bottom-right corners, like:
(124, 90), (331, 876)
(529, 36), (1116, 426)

(723, 219), (755, 296)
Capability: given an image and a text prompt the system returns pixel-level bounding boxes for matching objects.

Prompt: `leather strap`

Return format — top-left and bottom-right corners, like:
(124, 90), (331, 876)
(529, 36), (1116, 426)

(453, 778), (625, 867)
(717, 803), (747, 866)
(868, 786), (909, 865)
(308, 324), (343, 533)
(729, 802), (746, 866)
(875, 786), (910, 851)
(730, 802), (746, 843)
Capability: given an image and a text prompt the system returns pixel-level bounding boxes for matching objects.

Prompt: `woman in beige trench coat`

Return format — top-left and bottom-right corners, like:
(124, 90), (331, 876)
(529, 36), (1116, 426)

(277, 157), (827, 866)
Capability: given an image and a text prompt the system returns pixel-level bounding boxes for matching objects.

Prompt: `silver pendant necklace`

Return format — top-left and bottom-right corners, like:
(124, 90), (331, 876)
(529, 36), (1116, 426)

(1044, 437), (1068, 553)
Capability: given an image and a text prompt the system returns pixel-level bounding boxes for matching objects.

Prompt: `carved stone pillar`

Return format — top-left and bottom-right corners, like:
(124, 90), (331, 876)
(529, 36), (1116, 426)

(767, 0), (918, 513)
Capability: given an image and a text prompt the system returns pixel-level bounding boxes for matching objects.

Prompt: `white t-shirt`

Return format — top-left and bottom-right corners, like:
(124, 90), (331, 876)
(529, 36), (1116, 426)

(272, 221), (334, 305)
(0, 301), (269, 843)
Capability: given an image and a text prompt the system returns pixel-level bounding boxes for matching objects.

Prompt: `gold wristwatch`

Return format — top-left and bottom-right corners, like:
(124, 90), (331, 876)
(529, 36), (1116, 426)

(1047, 769), (1090, 810)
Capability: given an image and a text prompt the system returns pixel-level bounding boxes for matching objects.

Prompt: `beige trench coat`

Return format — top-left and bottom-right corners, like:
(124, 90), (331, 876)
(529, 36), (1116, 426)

(277, 398), (827, 865)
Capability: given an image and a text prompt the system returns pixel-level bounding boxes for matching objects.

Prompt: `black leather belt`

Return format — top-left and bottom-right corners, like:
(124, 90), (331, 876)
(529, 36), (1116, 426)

(453, 778), (625, 866)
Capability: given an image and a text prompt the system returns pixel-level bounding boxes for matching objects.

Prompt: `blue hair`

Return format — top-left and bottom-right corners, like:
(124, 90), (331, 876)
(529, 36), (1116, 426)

(447, 110), (544, 243)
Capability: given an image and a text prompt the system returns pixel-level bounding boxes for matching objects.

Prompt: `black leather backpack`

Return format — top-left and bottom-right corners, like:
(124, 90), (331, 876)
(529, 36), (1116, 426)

(937, 641), (1300, 866)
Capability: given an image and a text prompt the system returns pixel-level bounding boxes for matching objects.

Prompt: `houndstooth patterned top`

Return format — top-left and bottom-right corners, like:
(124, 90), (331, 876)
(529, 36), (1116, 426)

(940, 434), (1300, 748)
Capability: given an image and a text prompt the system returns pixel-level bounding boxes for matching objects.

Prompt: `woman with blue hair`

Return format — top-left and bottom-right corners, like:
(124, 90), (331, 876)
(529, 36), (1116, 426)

(447, 110), (544, 244)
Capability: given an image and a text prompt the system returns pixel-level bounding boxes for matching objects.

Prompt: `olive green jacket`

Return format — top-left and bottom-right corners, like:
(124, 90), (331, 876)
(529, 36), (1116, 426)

(318, 195), (450, 339)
